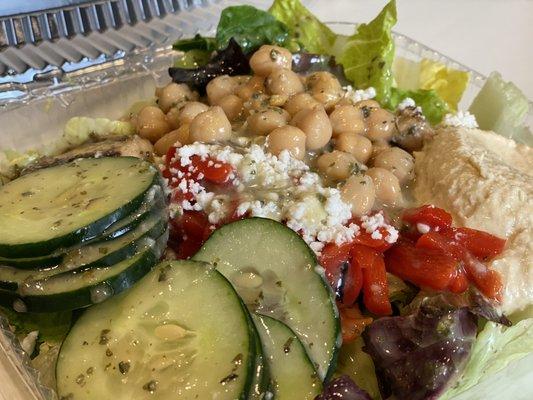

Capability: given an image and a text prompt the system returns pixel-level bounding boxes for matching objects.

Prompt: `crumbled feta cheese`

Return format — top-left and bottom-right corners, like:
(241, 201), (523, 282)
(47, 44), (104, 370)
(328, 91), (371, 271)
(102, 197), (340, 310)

(416, 223), (431, 234)
(343, 85), (377, 102)
(397, 97), (416, 110)
(443, 111), (479, 129)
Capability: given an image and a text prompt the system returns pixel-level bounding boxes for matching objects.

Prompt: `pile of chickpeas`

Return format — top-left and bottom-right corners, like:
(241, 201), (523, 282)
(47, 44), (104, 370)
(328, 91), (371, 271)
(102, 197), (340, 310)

(132, 44), (415, 216)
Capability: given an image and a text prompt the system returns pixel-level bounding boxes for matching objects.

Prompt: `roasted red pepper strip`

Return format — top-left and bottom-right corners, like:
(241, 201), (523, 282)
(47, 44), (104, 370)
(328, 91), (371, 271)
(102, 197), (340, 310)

(402, 205), (453, 231)
(385, 240), (458, 291)
(354, 245), (392, 316)
(440, 227), (506, 260)
(416, 232), (503, 301)
(339, 305), (373, 343)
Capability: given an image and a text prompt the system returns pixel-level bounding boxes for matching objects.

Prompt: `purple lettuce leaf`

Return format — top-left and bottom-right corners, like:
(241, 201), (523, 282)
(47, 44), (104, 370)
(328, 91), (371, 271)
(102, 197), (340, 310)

(168, 38), (250, 94)
(362, 298), (477, 400)
(315, 375), (372, 400)
(291, 53), (349, 85)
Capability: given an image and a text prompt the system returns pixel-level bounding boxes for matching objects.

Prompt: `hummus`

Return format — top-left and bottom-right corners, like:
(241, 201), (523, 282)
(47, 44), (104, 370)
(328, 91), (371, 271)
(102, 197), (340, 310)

(414, 127), (533, 314)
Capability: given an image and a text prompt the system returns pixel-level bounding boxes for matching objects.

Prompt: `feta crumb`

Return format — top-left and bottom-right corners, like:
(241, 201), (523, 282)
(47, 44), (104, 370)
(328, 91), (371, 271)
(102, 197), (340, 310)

(397, 97), (416, 110)
(443, 110), (479, 129)
(343, 85), (377, 102)
(416, 223), (431, 234)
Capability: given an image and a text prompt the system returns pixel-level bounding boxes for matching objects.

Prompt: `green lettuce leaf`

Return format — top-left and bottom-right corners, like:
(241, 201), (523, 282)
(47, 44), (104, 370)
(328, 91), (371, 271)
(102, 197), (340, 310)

(390, 87), (450, 125)
(0, 306), (71, 343)
(337, 0), (397, 103)
(393, 57), (470, 111)
(269, 0), (337, 54)
(173, 49), (212, 69)
(440, 317), (533, 399)
(469, 71), (532, 145)
(172, 34), (217, 52)
(215, 5), (289, 53)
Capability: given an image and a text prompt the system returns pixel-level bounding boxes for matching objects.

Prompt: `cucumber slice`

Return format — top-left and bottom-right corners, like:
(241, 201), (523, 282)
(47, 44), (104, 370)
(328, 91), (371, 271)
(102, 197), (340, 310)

(0, 231), (168, 313)
(0, 213), (167, 291)
(0, 157), (160, 258)
(249, 315), (271, 400)
(193, 218), (340, 380)
(57, 260), (257, 400)
(98, 183), (166, 242)
(253, 314), (322, 399)
(0, 186), (166, 270)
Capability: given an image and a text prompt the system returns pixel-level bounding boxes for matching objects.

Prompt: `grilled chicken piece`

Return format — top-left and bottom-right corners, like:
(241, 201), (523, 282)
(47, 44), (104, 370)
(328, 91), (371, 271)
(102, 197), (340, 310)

(392, 106), (434, 152)
(22, 135), (153, 175)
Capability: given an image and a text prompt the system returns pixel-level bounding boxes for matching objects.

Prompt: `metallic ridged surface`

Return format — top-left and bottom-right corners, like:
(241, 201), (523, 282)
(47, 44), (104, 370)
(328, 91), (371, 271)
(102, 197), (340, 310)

(0, 0), (217, 77)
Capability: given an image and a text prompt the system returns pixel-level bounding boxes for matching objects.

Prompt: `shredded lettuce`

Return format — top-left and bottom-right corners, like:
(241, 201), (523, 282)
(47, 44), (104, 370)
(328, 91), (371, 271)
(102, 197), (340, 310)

(440, 317), (533, 399)
(269, 0), (337, 54)
(469, 72), (532, 145)
(337, 0), (397, 104)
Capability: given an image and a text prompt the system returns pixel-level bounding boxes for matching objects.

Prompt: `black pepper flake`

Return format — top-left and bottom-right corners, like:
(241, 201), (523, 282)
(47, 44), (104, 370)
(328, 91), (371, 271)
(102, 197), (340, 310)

(105, 348), (113, 357)
(142, 380), (158, 392)
(99, 329), (111, 345)
(283, 337), (294, 354)
(361, 106), (372, 118)
(21, 191), (34, 197)
(269, 49), (280, 61)
(220, 373), (238, 385)
(82, 341), (88, 346)
(275, 280), (283, 287)
(75, 374), (86, 387)
(119, 361), (130, 374)
(60, 394), (74, 400)
(86, 367), (94, 375)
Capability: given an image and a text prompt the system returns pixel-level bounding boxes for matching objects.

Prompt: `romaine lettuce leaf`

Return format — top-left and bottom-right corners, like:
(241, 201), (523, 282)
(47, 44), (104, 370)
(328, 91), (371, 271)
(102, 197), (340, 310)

(172, 34), (217, 52)
(269, 0), (337, 54)
(337, 0), (397, 104)
(390, 87), (450, 125)
(469, 71), (532, 145)
(440, 317), (533, 400)
(215, 5), (289, 53)
(393, 57), (469, 111)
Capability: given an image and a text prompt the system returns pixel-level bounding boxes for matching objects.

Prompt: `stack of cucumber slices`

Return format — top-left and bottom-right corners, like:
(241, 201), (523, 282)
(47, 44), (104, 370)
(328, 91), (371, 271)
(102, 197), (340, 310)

(0, 157), (168, 313)
(57, 218), (340, 400)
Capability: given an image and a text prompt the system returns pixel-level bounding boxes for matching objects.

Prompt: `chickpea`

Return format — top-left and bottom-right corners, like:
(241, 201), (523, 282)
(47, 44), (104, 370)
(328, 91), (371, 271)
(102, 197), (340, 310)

(236, 76), (265, 100)
(189, 106), (232, 143)
(178, 101), (209, 125)
(174, 123), (191, 145)
(206, 75), (237, 105)
(247, 107), (289, 136)
(366, 108), (397, 141)
(317, 150), (359, 181)
(370, 140), (391, 161)
(244, 93), (270, 113)
(335, 133), (373, 164)
(154, 131), (182, 156)
(366, 167), (402, 206)
(341, 174), (376, 216)
(355, 99), (380, 111)
(372, 147), (414, 183)
(266, 68), (304, 97)
(329, 105), (366, 136)
(306, 71), (343, 110)
(136, 106), (172, 142)
(217, 95), (244, 121)
(165, 106), (181, 129)
(157, 83), (197, 113)
(292, 106), (332, 150)
(283, 93), (320, 116)
(249, 45), (292, 77)
(266, 126), (306, 160)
